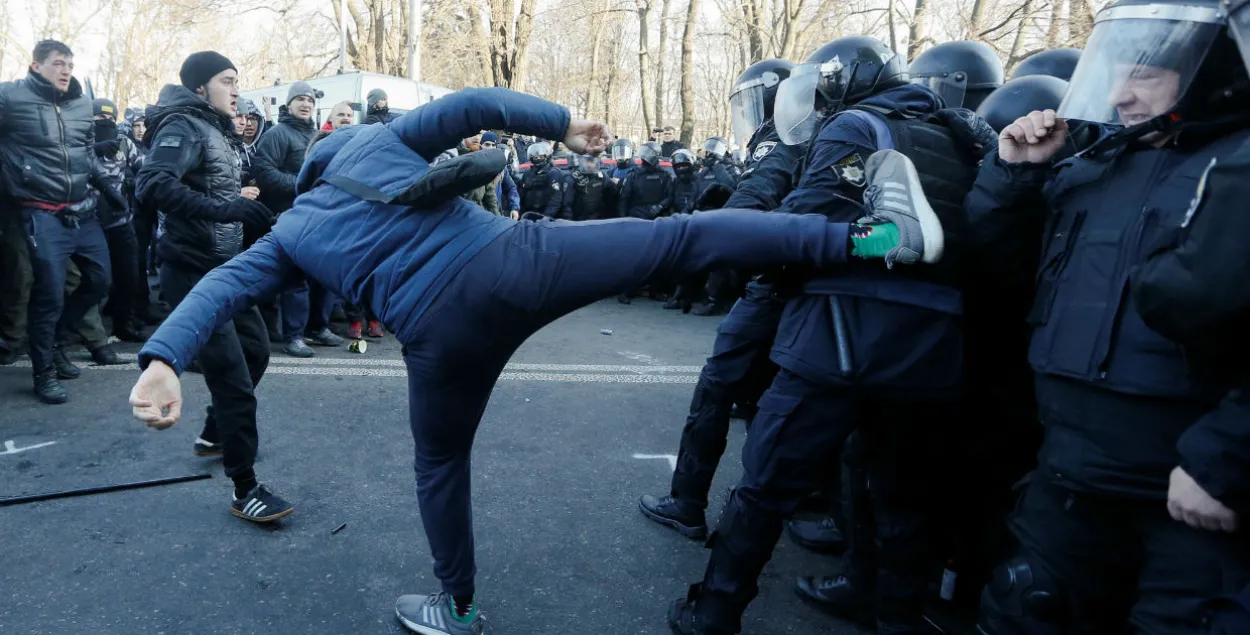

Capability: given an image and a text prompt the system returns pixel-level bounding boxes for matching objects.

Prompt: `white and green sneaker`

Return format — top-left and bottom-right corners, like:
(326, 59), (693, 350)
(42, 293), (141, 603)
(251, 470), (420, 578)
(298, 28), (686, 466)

(395, 592), (484, 635)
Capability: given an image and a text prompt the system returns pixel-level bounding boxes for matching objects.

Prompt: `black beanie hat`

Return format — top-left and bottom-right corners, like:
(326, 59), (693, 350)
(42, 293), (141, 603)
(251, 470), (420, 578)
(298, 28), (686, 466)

(180, 51), (237, 91)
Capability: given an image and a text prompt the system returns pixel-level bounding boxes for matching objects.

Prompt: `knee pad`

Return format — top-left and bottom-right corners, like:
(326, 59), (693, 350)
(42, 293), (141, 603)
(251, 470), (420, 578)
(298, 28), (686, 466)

(977, 556), (1065, 635)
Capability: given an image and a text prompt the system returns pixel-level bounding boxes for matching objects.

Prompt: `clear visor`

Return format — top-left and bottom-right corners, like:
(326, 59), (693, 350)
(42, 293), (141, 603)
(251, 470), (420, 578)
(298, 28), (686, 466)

(704, 138), (729, 157)
(579, 157), (600, 174)
(1230, 0), (1250, 75)
(1057, 9), (1223, 125)
(730, 83), (767, 146)
(913, 74), (968, 109)
(611, 143), (633, 160)
(774, 64), (824, 145)
(527, 141), (553, 161)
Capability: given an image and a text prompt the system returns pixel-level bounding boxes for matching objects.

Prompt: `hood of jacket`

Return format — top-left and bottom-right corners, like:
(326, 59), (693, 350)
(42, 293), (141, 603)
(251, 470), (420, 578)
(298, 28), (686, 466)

(143, 84), (236, 144)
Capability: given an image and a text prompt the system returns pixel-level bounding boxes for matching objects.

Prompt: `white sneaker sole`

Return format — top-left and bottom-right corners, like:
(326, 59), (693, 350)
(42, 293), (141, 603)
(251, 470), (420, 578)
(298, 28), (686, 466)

(892, 151), (944, 264)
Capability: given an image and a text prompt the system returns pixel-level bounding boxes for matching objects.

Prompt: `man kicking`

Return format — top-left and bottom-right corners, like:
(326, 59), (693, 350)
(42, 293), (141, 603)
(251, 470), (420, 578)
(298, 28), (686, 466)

(127, 87), (940, 635)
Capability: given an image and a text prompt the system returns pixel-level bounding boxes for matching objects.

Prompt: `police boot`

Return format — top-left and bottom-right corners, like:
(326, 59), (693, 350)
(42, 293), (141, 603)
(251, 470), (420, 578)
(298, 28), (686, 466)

(693, 301), (729, 317)
(794, 575), (875, 628)
(89, 344), (125, 366)
(52, 346), (81, 379)
(113, 322), (147, 343)
(639, 494), (708, 540)
(33, 369), (68, 404)
(668, 584), (738, 635)
(0, 337), (15, 366)
(786, 516), (847, 554)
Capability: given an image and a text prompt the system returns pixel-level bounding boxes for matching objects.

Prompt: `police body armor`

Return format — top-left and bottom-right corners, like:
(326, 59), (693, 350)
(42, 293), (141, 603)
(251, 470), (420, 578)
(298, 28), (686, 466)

(569, 171), (606, 221)
(625, 168), (670, 219)
(518, 165), (555, 213)
(1028, 127), (1250, 400)
(672, 172), (698, 213)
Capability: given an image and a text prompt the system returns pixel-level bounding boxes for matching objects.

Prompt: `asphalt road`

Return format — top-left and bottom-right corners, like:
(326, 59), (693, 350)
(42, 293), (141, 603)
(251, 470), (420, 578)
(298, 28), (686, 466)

(0, 299), (864, 635)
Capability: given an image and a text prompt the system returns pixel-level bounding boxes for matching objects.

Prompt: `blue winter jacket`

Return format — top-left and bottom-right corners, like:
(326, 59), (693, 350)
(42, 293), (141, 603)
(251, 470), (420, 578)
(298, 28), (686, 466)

(138, 88), (570, 374)
(495, 169), (520, 213)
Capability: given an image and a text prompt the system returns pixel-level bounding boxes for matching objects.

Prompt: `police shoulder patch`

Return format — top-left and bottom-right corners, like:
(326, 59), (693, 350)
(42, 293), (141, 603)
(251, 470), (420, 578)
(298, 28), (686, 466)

(752, 141), (776, 162)
(833, 153), (866, 187)
(552, 182), (561, 190)
(157, 136), (183, 148)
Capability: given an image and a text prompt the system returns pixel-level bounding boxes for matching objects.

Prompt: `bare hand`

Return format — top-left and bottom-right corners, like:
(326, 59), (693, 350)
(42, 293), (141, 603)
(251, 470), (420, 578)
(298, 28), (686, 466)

(563, 120), (613, 156)
(1168, 466), (1239, 533)
(240, 186), (260, 200)
(509, 210), (520, 221)
(999, 109), (1068, 164)
(129, 360), (184, 430)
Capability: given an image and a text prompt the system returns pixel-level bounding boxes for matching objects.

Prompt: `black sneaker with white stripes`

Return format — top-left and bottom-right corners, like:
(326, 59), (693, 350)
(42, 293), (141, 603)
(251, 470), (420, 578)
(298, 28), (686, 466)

(231, 484), (294, 523)
(194, 437), (223, 457)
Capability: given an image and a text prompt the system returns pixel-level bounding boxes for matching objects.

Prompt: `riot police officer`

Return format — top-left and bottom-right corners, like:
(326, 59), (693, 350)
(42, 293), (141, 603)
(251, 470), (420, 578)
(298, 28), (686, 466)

(693, 137), (737, 205)
(1009, 47), (1081, 81)
(970, 2), (1250, 632)
(515, 141), (563, 217)
(669, 149), (699, 215)
(616, 141), (673, 220)
(908, 39), (1004, 111)
(610, 138), (635, 180)
(554, 154), (609, 221)
(668, 35), (994, 635)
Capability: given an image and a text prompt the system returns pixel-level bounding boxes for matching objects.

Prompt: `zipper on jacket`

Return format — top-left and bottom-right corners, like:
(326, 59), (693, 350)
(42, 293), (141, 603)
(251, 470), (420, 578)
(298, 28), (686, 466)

(55, 102), (70, 203)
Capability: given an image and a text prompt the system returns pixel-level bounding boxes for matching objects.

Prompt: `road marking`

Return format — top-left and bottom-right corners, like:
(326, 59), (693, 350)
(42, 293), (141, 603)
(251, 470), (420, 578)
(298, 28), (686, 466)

(1, 360), (699, 383)
(6, 353), (703, 373)
(0, 440), (57, 456)
(633, 453), (678, 470)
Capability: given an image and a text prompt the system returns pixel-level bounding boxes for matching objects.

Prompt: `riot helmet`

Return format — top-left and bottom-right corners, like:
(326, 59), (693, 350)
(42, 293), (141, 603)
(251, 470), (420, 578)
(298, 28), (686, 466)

(976, 75), (1070, 132)
(1059, 0), (1247, 131)
(577, 154), (601, 175)
(1010, 48), (1082, 81)
(611, 138), (635, 161)
(909, 40), (1004, 110)
(527, 141), (553, 165)
(638, 141), (663, 167)
(672, 149), (696, 174)
(702, 136), (729, 162)
(729, 58), (796, 145)
(774, 35), (908, 145)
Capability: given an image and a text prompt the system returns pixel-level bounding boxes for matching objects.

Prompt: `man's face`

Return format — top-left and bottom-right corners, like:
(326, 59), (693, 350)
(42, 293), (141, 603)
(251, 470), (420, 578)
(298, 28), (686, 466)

(233, 115), (248, 136)
(464, 135), (482, 152)
(374, 98), (388, 111)
(663, 129), (675, 142)
(330, 105), (354, 129)
(201, 69), (239, 116)
(32, 51), (73, 93)
(289, 95), (314, 121)
(481, 138), (497, 150)
(132, 120), (146, 139)
(94, 113), (114, 123)
(1110, 64), (1182, 127)
(243, 117), (258, 139)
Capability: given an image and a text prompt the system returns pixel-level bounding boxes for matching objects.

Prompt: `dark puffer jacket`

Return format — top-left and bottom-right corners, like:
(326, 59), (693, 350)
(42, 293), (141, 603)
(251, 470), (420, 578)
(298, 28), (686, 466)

(0, 70), (107, 205)
(252, 109), (315, 214)
(136, 84), (246, 274)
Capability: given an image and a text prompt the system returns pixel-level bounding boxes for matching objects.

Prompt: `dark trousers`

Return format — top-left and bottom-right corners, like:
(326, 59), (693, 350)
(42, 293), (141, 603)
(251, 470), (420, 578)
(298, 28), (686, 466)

(671, 281), (782, 509)
(999, 474), (1250, 635)
(399, 211), (851, 598)
(280, 279), (334, 341)
(0, 211), (33, 345)
(103, 223), (140, 328)
(161, 263), (270, 481)
(344, 301), (378, 323)
(24, 210), (111, 374)
(133, 207), (157, 311)
(693, 367), (940, 634)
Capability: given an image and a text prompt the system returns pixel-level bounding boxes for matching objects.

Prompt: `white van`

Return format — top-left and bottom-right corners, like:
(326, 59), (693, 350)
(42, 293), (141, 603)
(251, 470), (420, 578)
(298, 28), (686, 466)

(239, 71), (454, 127)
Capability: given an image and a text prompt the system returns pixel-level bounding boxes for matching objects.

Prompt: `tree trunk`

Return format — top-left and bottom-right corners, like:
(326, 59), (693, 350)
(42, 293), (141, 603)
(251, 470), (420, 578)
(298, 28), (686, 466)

(512, 0), (538, 91)
(1045, 0), (1066, 47)
(779, 0), (806, 60)
(969, 0), (987, 39)
(587, 0), (607, 121)
(467, 0), (494, 86)
(372, 0), (387, 74)
(488, 0), (512, 87)
(1007, 0), (1035, 68)
(741, 0), (765, 61)
(887, 0), (898, 53)
(636, 0), (655, 135)
(1068, 0), (1095, 46)
(655, 0), (670, 127)
(908, 0), (930, 59)
(679, 0), (699, 146)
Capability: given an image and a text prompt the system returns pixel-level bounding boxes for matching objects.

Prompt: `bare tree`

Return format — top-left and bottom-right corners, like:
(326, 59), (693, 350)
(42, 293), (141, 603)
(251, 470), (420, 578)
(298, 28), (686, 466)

(908, 0), (932, 58)
(679, 0), (699, 145)
(1045, 0), (1066, 47)
(636, 0), (655, 133)
(655, 0), (670, 127)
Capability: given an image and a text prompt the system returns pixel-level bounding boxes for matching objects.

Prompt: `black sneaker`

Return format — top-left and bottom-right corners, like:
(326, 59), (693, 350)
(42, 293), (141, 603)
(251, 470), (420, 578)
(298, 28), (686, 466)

(52, 346), (81, 379)
(786, 516), (847, 554)
(231, 484), (294, 523)
(33, 370), (68, 404)
(305, 328), (344, 347)
(194, 437), (223, 457)
(89, 344), (125, 366)
(639, 494), (708, 540)
(794, 575), (875, 628)
(395, 592), (484, 635)
(113, 324), (147, 343)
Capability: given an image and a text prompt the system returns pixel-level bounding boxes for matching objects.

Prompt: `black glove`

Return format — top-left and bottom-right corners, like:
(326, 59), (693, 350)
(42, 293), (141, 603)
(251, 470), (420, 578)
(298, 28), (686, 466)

(223, 197), (275, 229)
(694, 183), (735, 211)
(933, 108), (999, 158)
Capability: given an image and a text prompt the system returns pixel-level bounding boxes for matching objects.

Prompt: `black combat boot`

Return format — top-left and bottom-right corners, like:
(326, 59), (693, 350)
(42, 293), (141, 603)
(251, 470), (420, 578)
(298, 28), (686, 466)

(794, 575), (875, 628)
(786, 516), (847, 554)
(639, 494), (708, 540)
(52, 346), (81, 379)
(34, 369), (68, 404)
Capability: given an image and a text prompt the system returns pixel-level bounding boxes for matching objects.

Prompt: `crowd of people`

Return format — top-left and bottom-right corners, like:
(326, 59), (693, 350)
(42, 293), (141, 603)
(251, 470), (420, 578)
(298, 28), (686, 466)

(5, 0), (1250, 633)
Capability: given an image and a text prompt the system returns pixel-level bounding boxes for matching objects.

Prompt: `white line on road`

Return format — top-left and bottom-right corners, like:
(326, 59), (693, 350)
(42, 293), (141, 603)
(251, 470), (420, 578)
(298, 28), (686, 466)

(1, 360), (699, 383)
(632, 453), (679, 470)
(0, 440), (57, 456)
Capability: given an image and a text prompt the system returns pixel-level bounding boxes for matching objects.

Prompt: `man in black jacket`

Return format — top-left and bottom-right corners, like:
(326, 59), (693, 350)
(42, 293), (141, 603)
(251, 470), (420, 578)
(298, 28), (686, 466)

(136, 51), (292, 524)
(365, 88), (398, 125)
(253, 81), (342, 357)
(0, 39), (125, 403)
